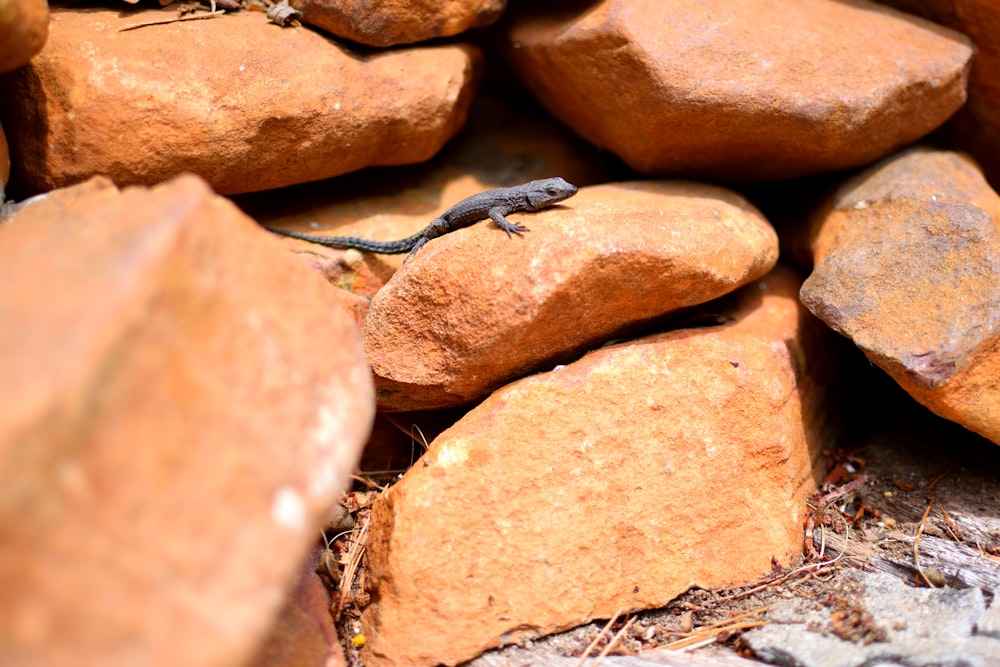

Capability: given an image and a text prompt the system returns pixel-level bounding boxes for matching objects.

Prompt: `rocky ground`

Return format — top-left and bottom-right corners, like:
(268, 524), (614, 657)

(1, 1), (999, 667)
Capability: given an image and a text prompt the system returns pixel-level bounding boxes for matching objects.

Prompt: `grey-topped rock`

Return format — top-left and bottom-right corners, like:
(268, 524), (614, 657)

(799, 148), (1000, 445)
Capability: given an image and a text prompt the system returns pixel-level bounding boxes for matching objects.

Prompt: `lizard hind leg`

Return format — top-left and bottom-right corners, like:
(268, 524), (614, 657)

(488, 209), (529, 239)
(403, 236), (429, 262)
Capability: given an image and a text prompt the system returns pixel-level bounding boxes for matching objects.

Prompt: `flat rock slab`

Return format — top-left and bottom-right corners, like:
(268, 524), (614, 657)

(505, 0), (972, 181)
(360, 267), (834, 667)
(0, 175), (374, 667)
(800, 147), (1000, 445)
(744, 570), (999, 667)
(0, 8), (478, 195)
(292, 0), (505, 47)
(364, 181), (779, 411)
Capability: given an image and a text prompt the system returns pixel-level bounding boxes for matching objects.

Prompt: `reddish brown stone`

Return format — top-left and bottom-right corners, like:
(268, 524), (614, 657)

(361, 267), (832, 667)
(877, 1), (1000, 188)
(0, 8), (479, 195)
(0, 175), (374, 667)
(0, 0), (47, 72)
(363, 181), (778, 411)
(505, 0), (972, 181)
(0, 121), (9, 193)
(248, 547), (345, 667)
(246, 96), (613, 297)
(800, 147), (1000, 444)
(292, 0), (505, 47)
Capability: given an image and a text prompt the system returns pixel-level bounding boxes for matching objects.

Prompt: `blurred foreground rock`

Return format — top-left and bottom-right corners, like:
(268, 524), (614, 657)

(0, 175), (374, 667)
(0, 0), (47, 73)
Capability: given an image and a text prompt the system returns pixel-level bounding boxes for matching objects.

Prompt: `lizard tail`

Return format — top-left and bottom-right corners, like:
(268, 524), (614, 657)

(263, 226), (423, 255)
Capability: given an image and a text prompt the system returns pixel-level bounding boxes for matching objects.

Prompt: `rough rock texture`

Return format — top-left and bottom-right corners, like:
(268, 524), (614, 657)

(0, 8), (479, 195)
(877, 0), (1000, 188)
(360, 266), (833, 667)
(1, 121), (9, 194)
(799, 148), (1000, 445)
(0, 0), (47, 73)
(0, 175), (374, 667)
(505, 0), (972, 181)
(364, 180), (778, 411)
(240, 96), (612, 296)
(248, 547), (346, 667)
(292, 0), (505, 47)
(744, 570), (999, 667)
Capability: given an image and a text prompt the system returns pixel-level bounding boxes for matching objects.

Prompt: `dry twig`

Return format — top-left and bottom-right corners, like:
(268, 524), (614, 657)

(119, 9), (224, 31)
(939, 504), (963, 541)
(928, 464), (958, 492)
(660, 606), (769, 651)
(574, 610), (623, 667)
(334, 513), (370, 620)
(914, 496), (936, 588)
(815, 475), (869, 508)
(590, 617), (637, 664)
(709, 551), (846, 605)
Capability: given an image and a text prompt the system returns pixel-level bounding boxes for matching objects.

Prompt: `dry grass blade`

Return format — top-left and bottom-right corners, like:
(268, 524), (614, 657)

(118, 9), (225, 31)
(660, 607), (769, 651)
(710, 551), (845, 605)
(574, 609), (623, 667)
(590, 617), (637, 664)
(334, 512), (370, 620)
(927, 464), (958, 492)
(816, 475), (869, 507)
(914, 496), (936, 588)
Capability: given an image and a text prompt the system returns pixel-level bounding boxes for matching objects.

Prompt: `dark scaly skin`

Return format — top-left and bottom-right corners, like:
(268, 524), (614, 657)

(264, 177), (579, 258)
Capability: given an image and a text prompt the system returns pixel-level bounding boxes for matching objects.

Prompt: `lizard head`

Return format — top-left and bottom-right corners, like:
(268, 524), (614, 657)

(525, 177), (579, 210)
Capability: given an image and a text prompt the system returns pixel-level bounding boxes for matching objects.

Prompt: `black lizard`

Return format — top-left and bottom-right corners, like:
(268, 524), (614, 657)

(264, 177), (579, 258)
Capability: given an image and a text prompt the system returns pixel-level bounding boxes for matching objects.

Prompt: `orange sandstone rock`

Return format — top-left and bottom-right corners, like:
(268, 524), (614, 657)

(877, 0), (1000, 188)
(0, 175), (374, 667)
(364, 181), (778, 411)
(505, 0), (972, 181)
(248, 547), (346, 667)
(0, 0), (47, 72)
(361, 266), (832, 667)
(0, 121), (9, 194)
(0, 9), (478, 195)
(292, 0), (505, 47)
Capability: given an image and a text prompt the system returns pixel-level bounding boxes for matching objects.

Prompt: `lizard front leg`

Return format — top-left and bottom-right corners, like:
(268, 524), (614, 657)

(488, 208), (530, 239)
